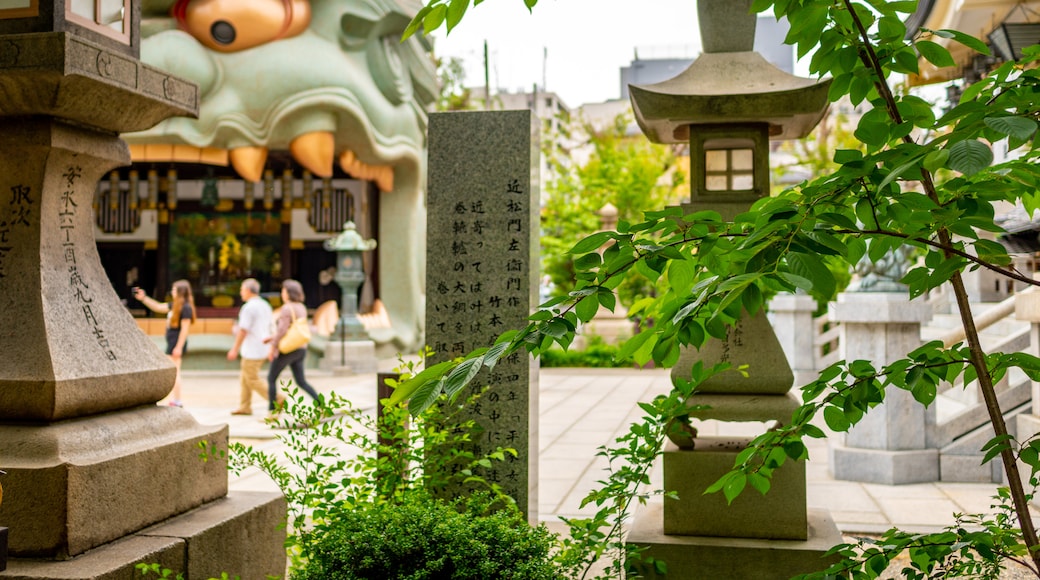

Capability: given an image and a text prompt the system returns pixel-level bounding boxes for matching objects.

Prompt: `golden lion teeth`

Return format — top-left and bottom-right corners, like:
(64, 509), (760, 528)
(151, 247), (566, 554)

(290, 131), (335, 178)
(230, 146), (268, 182)
(339, 149), (393, 192)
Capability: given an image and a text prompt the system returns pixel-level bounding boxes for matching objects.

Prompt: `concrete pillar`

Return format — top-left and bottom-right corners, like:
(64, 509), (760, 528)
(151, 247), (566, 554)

(828, 292), (938, 484)
(1015, 292), (1040, 495)
(769, 294), (818, 387)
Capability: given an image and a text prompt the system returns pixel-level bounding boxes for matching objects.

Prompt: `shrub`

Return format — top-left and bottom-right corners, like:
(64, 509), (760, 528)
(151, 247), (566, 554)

(539, 335), (632, 368)
(291, 492), (559, 580)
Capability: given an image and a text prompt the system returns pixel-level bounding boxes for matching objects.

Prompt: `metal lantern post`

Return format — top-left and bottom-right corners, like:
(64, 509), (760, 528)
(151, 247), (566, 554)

(324, 221), (377, 342)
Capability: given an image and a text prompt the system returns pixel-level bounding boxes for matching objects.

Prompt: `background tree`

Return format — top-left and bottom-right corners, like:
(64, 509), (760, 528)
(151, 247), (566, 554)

(542, 113), (685, 308)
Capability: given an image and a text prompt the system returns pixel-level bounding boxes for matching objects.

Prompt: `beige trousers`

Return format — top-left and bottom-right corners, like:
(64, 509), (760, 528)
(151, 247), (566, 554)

(237, 358), (268, 412)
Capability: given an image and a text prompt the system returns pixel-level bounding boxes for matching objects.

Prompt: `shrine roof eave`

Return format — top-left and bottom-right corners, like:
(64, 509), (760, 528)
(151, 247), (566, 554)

(629, 51), (832, 144)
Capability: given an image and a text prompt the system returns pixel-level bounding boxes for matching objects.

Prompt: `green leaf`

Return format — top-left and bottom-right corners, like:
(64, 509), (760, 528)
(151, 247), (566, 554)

(922, 149), (950, 173)
(445, 0), (469, 33)
(984, 116), (1038, 140)
(916, 40), (956, 68)
(937, 29), (991, 55)
(667, 259), (696, 294)
(947, 140), (993, 176)
(824, 406), (852, 432)
(786, 252), (836, 299)
(422, 4), (448, 34)
(569, 231), (613, 254)
(384, 360), (455, 406)
(723, 472), (747, 504)
(575, 295), (600, 323)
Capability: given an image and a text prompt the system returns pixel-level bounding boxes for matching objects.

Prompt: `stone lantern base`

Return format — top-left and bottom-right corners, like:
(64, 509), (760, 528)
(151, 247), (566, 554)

(627, 504), (842, 580)
(321, 339), (378, 375)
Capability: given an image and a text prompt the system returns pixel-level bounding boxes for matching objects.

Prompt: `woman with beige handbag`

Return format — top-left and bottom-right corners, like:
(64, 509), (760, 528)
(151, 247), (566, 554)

(265, 279), (321, 416)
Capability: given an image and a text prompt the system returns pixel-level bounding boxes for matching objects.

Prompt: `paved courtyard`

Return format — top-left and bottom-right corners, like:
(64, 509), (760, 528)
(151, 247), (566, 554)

(174, 364), (1021, 536)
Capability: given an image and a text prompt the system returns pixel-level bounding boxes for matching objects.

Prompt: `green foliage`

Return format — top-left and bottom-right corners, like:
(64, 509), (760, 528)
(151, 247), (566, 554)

(793, 486), (1032, 579)
(134, 563), (244, 580)
(539, 335), (632, 368)
(402, 0), (1040, 577)
(228, 351), (520, 569)
(541, 113), (684, 310)
(290, 492), (559, 580)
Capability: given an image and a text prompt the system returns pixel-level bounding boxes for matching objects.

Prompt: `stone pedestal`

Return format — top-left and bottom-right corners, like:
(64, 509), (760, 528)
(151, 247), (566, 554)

(321, 339), (378, 374)
(0, 32), (285, 578)
(663, 440), (807, 539)
(629, 504), (842, 580)
(829, 292), (938, 484)
(769, 294), (818, 387)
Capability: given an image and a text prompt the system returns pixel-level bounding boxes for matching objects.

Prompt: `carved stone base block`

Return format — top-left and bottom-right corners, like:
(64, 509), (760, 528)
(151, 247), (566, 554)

(321, 340), (378, 374)
(829, 442), (939, 485)
(663, 439), (807, 540)
(0, 408), (228, 558)
(1, 491), (286, 580)
(628, 504), (842, 580)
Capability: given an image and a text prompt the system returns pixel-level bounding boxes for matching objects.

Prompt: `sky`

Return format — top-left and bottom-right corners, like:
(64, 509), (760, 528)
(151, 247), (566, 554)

(431, 0), (704, 108)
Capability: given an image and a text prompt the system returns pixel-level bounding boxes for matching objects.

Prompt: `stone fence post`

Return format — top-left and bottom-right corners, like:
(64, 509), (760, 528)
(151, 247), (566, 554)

(828, 292), (937, 484)
(769, 294), (818, 387)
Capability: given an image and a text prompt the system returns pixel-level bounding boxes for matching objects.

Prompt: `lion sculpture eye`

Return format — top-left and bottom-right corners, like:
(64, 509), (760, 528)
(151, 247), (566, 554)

(174, 0), (311, 53)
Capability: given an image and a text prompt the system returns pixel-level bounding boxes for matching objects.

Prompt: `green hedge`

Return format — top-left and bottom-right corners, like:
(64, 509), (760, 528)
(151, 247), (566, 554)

(538, 337), (633, 368)
(292, 492), (559, 580)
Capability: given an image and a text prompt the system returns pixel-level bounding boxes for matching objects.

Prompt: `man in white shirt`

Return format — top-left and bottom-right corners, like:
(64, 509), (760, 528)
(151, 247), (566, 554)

(227, 278), (278, 415)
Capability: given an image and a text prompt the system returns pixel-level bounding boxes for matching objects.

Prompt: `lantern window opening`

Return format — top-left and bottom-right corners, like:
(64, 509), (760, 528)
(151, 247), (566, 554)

(0, 0), (38, 19)
(66, 0), (130, 43)
(686, 124), (770, 202)
(704, 141), (756, 193)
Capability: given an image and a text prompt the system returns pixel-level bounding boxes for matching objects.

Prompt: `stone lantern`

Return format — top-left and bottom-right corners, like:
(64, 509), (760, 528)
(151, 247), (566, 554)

(0, 1), (286, 577)
(322, 221), (378, 374)
(625, 1), (841, 578)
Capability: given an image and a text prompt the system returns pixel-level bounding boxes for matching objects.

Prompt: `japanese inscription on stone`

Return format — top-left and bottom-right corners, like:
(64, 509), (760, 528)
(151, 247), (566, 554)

(60, 165), (116, 361)
(427, 110), (538, 519)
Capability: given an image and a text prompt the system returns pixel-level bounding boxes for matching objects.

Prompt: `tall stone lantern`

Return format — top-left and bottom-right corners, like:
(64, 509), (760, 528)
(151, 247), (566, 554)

(0, 1), (286, 577)
(625, 1), (842, 578)
(322, 221), (378, 374)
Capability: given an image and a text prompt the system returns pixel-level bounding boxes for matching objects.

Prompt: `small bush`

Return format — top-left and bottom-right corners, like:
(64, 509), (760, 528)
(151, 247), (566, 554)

(291, 492), (560, 580)
(539, 335), (632, 368)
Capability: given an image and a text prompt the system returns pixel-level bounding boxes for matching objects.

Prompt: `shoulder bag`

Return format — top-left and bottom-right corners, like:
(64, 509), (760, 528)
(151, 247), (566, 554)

(278, 306), (312, 354)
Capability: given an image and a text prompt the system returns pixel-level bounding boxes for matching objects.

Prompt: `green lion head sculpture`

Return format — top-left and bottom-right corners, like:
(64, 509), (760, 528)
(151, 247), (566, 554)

(127, 0), (437, 352)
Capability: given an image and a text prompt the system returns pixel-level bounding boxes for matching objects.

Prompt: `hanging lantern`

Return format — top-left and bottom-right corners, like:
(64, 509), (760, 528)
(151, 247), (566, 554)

(282, 169), (294, 206)
(244, 180), (256, 210)
(282, 170), (294, 223)
(127, 170), (139, 210)
(302, 170), (313, 209)
(200, 178), (219, 207)
(166, 168), (178, 210)
(148, 169), (159, 209)
(108, 171), (120, 210)
(263, 169), (275, 210)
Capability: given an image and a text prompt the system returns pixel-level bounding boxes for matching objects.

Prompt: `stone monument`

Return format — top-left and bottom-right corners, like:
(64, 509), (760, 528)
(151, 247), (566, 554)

(426, 110), (540, 521)
(321, 220), (378, 375)
(0, 2), (285, 577)
(625, 1), (842, 577)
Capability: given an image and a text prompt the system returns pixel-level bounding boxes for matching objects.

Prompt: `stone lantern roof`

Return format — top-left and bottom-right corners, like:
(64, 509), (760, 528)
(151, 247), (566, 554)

(629, 0), (831, 143)
(323, 221), (377, 252)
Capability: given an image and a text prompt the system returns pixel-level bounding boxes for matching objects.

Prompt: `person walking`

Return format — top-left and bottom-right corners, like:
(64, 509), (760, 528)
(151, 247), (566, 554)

(265, 279), (320, 415)
(134, 280), (195, 407)
(227, 278), (280, 415)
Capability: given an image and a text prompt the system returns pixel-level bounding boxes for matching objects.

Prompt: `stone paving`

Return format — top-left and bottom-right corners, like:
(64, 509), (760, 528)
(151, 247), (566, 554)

(175, 364), (1025, 535)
